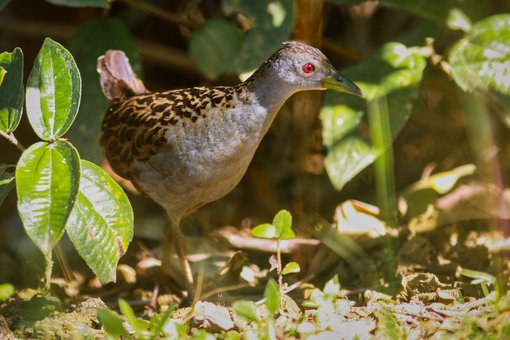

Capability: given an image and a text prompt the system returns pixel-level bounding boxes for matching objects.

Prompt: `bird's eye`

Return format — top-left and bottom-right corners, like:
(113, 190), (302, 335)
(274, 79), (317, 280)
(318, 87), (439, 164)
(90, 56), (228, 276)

(302, 63), (315, 74)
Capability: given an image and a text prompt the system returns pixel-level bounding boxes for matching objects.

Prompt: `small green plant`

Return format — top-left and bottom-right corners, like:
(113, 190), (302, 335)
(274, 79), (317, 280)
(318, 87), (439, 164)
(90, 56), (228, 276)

(251, 209), (300, 291)
(460, 267), (502, 307)
(98, 299), (181, 339)
(0, 39), (134, 290)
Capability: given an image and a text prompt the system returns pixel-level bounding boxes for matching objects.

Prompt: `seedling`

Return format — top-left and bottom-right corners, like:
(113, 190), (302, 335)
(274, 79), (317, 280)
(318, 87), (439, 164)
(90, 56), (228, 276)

(98, 299), (180, 339)
(251, 209), (300, 291)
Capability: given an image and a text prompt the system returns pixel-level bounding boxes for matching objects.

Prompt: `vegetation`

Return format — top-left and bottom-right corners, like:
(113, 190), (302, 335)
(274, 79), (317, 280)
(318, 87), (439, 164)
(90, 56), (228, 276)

(0, 0), (510, 338)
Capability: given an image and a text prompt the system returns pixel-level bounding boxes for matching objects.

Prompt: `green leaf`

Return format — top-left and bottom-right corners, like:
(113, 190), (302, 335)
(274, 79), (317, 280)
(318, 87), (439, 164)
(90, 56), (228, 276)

(119, 299), (150, 335)
(0, 67), (5, 86)
(449, 14), (510, 94)
(251, 223), (277, 239)
(0, 47), (24, 133)
(232, 300), (258, 322)
(264, 278), (280, 317)
(273, 209), (295, 240)
(447, 8), (472, 32)
(321, 42), (426, 190)
(272, 209), (291, 232)
(0, 283), (15, 301)
(0, 165), (15, 208)
(282, 262), (300, 275)
(98, 308), (127, 337)
(149, 304), (176, 337)
(66, 160), (133, 284)
(375, 308), (402, 340)
(222, 0), (295, 75)
(189, 19), (244, 79)
(16, 141), (80, 254)
(408, 164), (476, 194)
(323, 274), (341, 297)
(46, 0), (109, 8)
(67, 18), (140, 163)
(26, 38), (81, 141)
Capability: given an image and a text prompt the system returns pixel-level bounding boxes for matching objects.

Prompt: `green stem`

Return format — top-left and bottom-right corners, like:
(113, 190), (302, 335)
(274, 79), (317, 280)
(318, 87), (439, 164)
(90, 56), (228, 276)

(276, 239), (283, 291)
(43, 251), (53, 293)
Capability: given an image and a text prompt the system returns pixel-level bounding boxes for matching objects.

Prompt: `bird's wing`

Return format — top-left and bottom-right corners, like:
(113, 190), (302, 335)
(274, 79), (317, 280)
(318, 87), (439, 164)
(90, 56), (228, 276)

(100, 86), (241, 180)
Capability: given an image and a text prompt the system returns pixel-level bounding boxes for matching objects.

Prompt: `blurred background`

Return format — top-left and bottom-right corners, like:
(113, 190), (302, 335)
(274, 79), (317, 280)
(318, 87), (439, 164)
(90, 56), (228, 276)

(1, 0), (510, 301)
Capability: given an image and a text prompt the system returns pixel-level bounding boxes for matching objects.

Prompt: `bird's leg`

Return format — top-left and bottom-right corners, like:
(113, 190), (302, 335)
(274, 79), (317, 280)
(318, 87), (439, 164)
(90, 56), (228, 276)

(170, 216), (195, 292)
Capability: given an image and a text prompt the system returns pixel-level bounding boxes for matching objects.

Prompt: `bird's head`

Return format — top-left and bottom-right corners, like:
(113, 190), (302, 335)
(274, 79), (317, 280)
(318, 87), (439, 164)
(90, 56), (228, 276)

(265, 41), (363, 97)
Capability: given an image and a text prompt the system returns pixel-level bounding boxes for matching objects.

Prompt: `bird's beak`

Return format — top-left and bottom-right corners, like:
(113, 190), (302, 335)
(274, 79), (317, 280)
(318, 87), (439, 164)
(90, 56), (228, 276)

(322, 72), (363, 97)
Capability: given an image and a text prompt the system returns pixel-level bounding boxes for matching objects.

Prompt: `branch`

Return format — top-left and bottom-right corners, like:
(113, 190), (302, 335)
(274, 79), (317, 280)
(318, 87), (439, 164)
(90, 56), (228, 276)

(118, 0), (197, 28)
(0, 130), (25, 152)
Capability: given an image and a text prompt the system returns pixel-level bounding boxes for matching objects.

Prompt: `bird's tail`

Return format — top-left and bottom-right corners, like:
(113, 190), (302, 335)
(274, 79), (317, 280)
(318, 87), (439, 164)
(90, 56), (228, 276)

(97, 50), (147, 101)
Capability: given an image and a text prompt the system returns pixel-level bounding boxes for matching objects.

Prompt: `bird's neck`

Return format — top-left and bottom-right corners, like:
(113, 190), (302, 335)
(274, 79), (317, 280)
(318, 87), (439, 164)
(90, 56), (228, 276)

(242, 67), (297, 132)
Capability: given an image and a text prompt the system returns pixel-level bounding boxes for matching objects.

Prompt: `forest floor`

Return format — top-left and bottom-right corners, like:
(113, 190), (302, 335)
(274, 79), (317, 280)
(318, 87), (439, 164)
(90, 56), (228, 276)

(1, 219), (509, 339)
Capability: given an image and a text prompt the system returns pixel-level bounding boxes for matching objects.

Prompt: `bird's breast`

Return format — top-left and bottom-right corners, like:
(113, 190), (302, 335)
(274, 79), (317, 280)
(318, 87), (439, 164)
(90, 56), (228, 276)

(130, 102), (269, 215)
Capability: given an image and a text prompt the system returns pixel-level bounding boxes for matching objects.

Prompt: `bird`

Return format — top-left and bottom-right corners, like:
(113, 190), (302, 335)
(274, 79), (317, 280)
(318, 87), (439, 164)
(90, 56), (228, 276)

(97, 41), (362, 295)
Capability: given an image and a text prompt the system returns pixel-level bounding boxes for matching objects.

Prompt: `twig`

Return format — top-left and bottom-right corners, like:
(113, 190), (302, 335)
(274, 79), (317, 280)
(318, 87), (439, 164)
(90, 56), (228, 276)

(0, 18), (198, 74)
(0, 130), (25, 151)
(200, 282), (252, 301)
(118, 0), (196, 28)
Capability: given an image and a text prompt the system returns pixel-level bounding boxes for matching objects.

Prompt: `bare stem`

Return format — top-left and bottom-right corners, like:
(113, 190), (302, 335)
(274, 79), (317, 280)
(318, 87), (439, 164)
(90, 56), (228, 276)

(200, 283), (251, 301)
(0, 130), (25, 152)
(118, 0), (196, 28)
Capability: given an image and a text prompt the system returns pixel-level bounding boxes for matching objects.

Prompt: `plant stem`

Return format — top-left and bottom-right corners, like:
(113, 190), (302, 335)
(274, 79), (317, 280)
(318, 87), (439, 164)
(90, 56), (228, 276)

(0, 130), (25, 152)
(118, 0), (196, 28)
(43, 251), (53, 293)
(276, 239), (283, 290)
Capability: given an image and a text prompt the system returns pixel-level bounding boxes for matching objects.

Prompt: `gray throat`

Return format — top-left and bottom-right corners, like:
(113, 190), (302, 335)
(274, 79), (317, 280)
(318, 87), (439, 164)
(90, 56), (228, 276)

(243, 67), (298, 133)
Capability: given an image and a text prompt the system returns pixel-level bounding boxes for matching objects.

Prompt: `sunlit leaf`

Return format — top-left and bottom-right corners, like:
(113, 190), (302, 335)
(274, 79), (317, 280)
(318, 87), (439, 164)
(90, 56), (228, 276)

(0, 67), (5, 87)
(408, 164), (476, 194)
(264, 278), (280, 317)
(0, 283), (15, 301)
(447, 8), (472, 32)
(273, 209), (295, 239)
(46, 0), (109, 8)
(26, 38), (81, 141)
(232, 300), (258, 322)
(67, 18), (140, 163)
(323, 274), (341, 296)
(376, 308), (402, 339)
(98, 308), (127, 337)
(251, 223), (277, 239)
(282, 262), (300, 275)
(16, 141), (80, 254)
(335, 200), (387, 238)
(0, 47), (24, 133)
(189, 19), (243, 79)
(321, 42), (426, 190)
(0, 165), (15, 208)
(66, 160), (134, 284)
(272, 209), (291, 231)
(449, 14), (510, 94)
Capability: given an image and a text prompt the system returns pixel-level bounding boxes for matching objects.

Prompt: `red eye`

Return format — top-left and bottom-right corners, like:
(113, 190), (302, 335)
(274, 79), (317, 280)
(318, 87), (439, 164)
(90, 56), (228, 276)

(302, 63), (315, 73)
